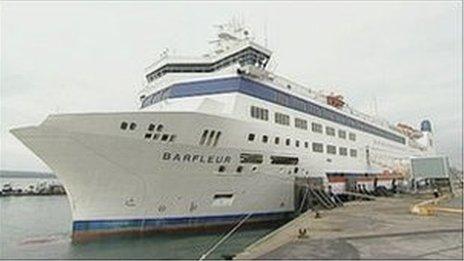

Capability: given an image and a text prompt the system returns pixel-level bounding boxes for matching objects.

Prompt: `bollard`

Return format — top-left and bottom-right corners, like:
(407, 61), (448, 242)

(298, 228), (308, 238)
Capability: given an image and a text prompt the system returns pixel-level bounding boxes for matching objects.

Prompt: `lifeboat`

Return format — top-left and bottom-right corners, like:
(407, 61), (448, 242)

(326, 94), (345, 109)
(396, 123), (423, 139)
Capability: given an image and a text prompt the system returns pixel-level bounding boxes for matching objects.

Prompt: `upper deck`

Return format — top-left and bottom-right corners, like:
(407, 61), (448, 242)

(144, 24), (271, 83)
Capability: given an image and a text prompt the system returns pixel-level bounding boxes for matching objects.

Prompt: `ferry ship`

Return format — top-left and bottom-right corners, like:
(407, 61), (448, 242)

(11, 22), (435, 241)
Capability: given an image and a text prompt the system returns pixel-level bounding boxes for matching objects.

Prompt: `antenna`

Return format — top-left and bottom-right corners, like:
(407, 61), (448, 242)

(264, 17), (268, 48)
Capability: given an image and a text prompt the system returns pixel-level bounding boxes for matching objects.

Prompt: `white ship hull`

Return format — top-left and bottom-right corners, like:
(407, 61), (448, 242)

(12, 111), (297, 241)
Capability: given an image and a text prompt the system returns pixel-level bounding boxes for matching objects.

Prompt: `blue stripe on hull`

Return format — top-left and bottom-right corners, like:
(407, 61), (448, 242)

(73, 211), (293, 232)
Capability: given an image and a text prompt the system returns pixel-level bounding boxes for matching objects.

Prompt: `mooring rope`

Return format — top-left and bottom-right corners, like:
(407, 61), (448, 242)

(199, 212), (253, 260)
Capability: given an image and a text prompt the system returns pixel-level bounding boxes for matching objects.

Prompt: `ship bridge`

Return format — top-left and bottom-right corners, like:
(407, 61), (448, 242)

(144, 23), (272, 83)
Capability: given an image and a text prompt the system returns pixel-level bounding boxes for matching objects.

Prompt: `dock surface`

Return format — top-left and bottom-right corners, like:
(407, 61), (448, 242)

(236, 194), (463, 259)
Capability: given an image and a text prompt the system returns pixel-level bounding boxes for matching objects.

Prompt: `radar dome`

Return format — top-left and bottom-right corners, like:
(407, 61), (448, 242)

(420, 120), (432, 132)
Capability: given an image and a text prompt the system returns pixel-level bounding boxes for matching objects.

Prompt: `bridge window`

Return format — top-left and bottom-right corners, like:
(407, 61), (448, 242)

(146, 47), (270, 82)
(274, 137), (280, 145)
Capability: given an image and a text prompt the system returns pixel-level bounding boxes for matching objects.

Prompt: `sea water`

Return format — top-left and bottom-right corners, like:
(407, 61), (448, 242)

(0, 178), (276, 259)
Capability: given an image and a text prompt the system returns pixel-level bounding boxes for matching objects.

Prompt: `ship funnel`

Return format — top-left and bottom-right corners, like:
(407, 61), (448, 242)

(420, 120), (432, 132)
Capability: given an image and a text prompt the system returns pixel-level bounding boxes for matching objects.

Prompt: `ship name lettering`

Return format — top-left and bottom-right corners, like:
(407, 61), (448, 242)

(162, 152), (231, 164)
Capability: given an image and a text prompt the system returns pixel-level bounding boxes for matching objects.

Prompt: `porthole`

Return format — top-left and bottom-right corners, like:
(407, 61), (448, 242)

(120, 122), (128, 130)
(218, 166), (226, 172)
(285, 138), (290, 146)
(129, 122), (137, 130)
(248, 133), (255, 141)
(294, 167), (299, 174)
(156, 124), (164, 132)
(236, 166), (243, 173)
(251, 166), (258, 172)
(148, 124), (155, 131)
(262, 135), (268, 143)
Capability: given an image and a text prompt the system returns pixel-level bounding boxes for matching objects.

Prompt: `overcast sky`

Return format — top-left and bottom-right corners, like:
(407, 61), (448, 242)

(1, 1), (462, 171)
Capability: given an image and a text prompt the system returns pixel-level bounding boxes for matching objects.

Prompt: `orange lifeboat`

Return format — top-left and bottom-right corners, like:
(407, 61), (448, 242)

(396, 123), (423, 139)
(327, 94), (345, 109)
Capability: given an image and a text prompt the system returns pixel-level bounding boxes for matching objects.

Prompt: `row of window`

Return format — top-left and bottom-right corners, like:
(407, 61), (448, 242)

(250, 106), (269, 121)
(148, 123), (163, 132)
(247, 133), (357, 157)
(144, 132), (176, 142)
(218, 164), (258, 174)
(240, 153), (299, 165)
(250, 106), (357, 141)
(312, 142), (357, 157)
(199, 130), (221, 147)
(144, 122), (176, 142)
(120, 122), (137, 130)
(275, 112), (290, 125)
(146, 47), (270, 82)
(139, 77), (405, 144)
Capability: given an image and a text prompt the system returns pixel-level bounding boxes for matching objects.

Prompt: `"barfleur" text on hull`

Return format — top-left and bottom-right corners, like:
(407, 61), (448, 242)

(162, 152), (232, 164)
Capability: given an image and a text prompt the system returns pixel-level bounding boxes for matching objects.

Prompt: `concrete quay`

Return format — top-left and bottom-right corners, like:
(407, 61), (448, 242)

(236, 194), (463, 259)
